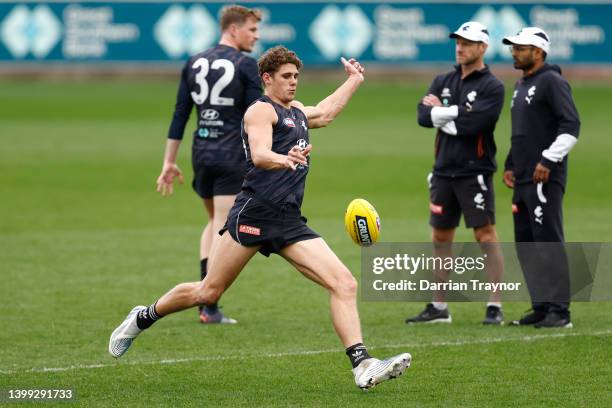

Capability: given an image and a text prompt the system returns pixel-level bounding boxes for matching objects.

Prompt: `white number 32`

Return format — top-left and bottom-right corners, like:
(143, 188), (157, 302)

(190, 58), (235, 106)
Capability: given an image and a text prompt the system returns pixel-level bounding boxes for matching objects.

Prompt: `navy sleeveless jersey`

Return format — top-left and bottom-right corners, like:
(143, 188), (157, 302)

(168, 44), (262, 165)
(241, 96), (310, 207)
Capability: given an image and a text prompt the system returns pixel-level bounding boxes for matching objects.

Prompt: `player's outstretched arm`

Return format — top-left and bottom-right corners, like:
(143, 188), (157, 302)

(244, 102), (311, 171)
(156, 139), (184, 196)
(293, 57), (364, 129)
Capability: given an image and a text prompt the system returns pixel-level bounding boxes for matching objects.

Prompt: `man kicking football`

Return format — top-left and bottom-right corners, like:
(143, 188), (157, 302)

(109, 46), (411, 390)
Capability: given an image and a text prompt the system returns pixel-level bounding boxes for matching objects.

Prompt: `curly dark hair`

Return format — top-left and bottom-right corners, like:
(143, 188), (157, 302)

(257, 46), (303, 77)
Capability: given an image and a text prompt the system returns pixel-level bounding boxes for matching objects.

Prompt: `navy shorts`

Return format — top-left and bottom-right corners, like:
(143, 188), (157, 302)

(220, 193), (320, 257)
(428, 173), (495, 229)
(192, 162), (246, 199)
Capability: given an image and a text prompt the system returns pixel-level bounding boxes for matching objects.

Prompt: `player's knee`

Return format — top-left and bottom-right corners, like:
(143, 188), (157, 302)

(344, 274), (358, 295)
(475, 225), (497, 243)
(475, 231), (495, 243)
(432, 228), (454, 244)
(331, 270), (358, 299)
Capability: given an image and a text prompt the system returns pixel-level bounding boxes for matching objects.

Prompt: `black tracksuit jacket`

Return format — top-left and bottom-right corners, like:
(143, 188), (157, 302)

(418, 65), (505, 178)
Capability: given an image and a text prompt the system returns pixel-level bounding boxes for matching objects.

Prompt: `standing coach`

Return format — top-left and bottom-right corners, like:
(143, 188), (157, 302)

(502, 27), (580, 328)
(407, 22), (505, 325)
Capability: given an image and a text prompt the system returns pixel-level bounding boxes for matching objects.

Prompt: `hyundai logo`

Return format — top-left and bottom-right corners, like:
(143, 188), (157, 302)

(201, 109), (220, 120)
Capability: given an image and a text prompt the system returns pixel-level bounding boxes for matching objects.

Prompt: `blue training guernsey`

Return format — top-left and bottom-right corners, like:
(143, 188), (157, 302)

(241, 96), (310, 208)
(167, 44), (262, 165)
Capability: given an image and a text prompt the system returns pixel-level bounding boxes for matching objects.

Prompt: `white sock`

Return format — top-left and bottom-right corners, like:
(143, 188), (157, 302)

(432, 302), (448, 311)
(487, 302), (502, 309)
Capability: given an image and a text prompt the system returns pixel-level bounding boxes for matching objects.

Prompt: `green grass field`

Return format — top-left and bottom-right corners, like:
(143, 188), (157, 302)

(1, 77), (611, 407)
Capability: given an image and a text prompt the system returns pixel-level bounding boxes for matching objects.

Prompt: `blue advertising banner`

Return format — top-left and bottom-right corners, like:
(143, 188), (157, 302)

(0, 2), (610, 64)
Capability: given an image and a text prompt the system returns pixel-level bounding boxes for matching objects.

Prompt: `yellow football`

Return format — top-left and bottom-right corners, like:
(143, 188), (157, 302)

(344, 198), (381, 246)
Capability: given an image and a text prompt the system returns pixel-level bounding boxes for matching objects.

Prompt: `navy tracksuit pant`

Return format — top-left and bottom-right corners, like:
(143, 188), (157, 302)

(512, 181), (570, 316)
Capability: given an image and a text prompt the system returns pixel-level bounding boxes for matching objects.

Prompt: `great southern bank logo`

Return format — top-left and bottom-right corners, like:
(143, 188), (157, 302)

(470, 6), (526, 59)
(1, 5), (62, 58)
(154, 5), (216, 59)
(309, 5), (372, 60)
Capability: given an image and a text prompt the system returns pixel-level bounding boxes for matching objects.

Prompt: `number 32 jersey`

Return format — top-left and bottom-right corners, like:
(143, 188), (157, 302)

(167, 44), (262, 165)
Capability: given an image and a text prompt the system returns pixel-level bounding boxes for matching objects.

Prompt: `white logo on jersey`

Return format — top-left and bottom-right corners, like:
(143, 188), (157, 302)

(296, 138), (309, 170)
(525, 86), (536, 104)
(283, 117), (296, 128)
(201, 109), (219, 120)
(300, 120), (308, 131)
(511, 90), (518, 108)
(466, 90), (477, 111)
(441, 88), (452, 106)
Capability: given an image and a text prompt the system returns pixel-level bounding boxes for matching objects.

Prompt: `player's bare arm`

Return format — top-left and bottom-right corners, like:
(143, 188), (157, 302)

(244, 101), (311, 171)
(156, 139), (184, 196)
(292, 57), (364, 129)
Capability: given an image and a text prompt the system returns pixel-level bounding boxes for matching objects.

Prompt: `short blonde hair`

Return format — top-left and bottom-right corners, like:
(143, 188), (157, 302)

(220, 5), (262, 32)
